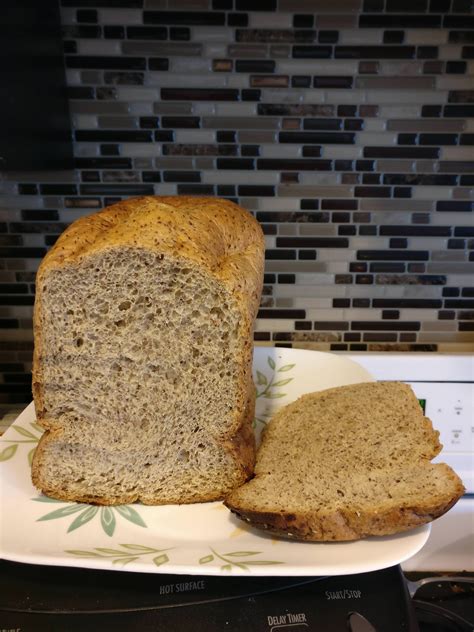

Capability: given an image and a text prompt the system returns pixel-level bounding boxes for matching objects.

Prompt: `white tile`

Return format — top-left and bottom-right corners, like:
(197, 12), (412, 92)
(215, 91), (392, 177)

(405, 29), (448, 45)
(98, 9), (143, 24)
(175, 130), (215, 143)
(350, 237), (388, 249)
(342, 309), (382, 320)
(306, 308), (345, 319)
(249, 12), (291, 27)
(203, 43), (228, 58)
(216, 102), (256, 116)
(255, 319), (295, 332)
(117, 86), (159, 100)
(294, 274), (338, 286)
(325, 262), (351, 273)
(72, 114), (98, 129)
(193, 102), (217, 115)
(291, 298), (333, 308)
(322, 145), (362, 159)
(265, 236), (276, 248)
(363, 119), (387, 131)
(78, 40), (121, 55)
(339, 29), (382, 44)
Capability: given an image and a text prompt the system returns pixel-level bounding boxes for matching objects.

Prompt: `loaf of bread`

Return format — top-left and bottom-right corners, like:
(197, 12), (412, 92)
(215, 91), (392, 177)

(31, 196), (264, 505)
(225, 382), (464, 541)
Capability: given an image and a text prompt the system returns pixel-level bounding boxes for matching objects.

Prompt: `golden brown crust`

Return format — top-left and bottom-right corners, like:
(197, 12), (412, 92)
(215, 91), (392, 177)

(226, 464), (465, 542)
(32, 196), (264, 504)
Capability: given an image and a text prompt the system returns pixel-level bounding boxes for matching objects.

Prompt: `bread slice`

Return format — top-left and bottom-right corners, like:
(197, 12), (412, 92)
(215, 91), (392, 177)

(31, 196), (264, 505)
(225, 382), (464, 541)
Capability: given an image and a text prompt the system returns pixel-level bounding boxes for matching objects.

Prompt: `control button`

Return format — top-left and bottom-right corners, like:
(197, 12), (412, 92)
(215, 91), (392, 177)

(348, 611), (378, 632)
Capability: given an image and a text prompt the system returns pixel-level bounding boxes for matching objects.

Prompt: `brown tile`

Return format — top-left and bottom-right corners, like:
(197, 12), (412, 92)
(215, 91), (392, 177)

(424, 61), (444, 74)
(316, 14), (358, 28)
(238, 131), (276, 143)
(203, 117), (279, 129)
(359, 61), (379, 74)
(228, 44), (268, 58)
(281, 172), (300, 183)
(250, 75), (289, 88)
(359, 105), (379, 117)
(377, 159), (415, 172)
(212, 59), (233, 72)
(453, 187), (474, 199)
(282, 118), (301, 130)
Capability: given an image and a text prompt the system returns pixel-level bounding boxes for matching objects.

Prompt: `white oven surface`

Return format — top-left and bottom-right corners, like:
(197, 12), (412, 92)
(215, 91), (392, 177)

(347, 353), (474, 572)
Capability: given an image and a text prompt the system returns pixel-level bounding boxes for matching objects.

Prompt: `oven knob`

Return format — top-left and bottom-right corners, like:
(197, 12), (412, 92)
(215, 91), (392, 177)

(347, 611), (378, 632)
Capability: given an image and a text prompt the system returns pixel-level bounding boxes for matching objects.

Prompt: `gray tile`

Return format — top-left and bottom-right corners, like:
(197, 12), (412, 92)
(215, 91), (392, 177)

(427, 263), (474, 273)
(228, 44), (268, 58)
(153, 102), (193, 115)
(377, 160), (415, 173)
(387, 119), (465, 132)
(356, 77), (435, 90)
(70, 102), (130, 114)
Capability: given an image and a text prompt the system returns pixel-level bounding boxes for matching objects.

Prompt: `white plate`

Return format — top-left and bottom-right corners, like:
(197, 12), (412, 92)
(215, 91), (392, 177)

(0, 348), (430, 576)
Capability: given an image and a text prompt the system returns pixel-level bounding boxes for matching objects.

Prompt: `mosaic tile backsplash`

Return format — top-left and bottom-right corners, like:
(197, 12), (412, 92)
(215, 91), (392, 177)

(1, 0), (474, 409)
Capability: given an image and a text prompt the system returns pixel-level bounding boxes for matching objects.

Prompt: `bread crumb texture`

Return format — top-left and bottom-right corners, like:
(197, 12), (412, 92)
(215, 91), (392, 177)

(31, 196), (264, 505)
(225, 382), (465, 541)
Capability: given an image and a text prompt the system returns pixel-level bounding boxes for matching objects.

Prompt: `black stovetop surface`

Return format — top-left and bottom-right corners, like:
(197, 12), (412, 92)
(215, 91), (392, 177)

(0, 560), (473, 631)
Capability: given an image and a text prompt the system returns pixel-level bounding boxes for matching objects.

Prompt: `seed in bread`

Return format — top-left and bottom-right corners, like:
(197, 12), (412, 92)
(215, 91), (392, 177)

(31, 196), (264, 505)
(225, 381), (465, 541)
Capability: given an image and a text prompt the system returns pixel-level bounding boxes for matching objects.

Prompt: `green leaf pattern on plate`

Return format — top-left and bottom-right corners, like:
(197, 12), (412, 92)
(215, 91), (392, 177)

(254, 356), (295, 428)
(199, 547), (284, 573)
(0, 422), (42, 464)
(66, 544), (173, 567)
(33, 496), (147, 537)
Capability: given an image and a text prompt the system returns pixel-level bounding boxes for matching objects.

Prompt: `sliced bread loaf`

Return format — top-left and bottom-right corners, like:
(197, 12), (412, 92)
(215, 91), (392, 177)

(31, 196), (264, 505)
(225, 381), (464, 541)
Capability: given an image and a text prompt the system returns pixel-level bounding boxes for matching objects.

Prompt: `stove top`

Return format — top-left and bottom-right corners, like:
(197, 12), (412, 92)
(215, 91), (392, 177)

(1, 560), (473, 631)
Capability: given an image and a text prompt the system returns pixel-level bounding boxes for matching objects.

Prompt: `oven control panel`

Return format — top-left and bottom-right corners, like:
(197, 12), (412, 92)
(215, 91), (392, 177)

(347, 354), (474, 493)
